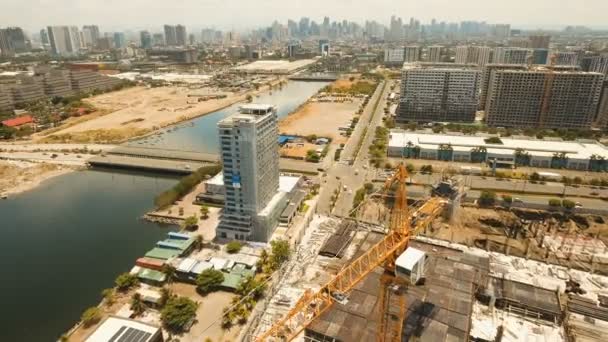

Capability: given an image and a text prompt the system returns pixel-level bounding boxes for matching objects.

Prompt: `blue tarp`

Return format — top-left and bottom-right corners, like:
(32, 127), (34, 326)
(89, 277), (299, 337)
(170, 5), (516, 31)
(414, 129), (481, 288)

(168, 231), (191, 240)
(278, 135), (296, 145)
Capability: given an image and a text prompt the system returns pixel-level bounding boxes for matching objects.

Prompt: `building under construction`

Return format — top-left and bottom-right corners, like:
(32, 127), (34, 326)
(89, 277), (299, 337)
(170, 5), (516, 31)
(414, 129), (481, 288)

(485, 68), (604, 129)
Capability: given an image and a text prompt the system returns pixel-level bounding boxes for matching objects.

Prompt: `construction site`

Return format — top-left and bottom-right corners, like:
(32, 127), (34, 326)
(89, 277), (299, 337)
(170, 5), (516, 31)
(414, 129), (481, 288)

(245, 165), (608, 342)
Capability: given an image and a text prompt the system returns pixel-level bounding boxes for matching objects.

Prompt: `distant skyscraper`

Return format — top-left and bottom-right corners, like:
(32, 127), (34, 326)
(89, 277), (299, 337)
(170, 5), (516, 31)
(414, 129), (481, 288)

(140, 31), (152, 49)
(152, 33), (164, 46)
(217, 104), (281, 241)
(319, 39), (330, 56)
(0, 27), (29, 56)
(175, 25), (187, 46)
(39, 29), (49, 46)
(82, 25), (100, 48)
(384, 48), (405, 66)
(493, 24), (511, 40)
(583, 55), (608, 76)
(47, 26), (79, 56)
(164, 25), (177, 46)
(427, 46), (442, 62)
(113, 32), (126, 49)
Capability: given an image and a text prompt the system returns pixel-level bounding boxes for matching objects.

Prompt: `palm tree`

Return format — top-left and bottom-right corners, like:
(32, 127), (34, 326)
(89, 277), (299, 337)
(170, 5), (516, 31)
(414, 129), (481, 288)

(193, 235), (204, 251)
(130, 293), (146, 317)
(162, 264), (177, 284)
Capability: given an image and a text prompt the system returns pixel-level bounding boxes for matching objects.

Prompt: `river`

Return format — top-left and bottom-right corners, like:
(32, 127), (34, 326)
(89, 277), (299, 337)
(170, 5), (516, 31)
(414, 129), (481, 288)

(0, 81), (327, 341)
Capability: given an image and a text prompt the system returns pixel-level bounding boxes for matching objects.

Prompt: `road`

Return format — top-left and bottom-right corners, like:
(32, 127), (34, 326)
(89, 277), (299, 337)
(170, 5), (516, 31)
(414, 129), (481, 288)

(466, 190), (608, 212)
(317, 80), (391, 215)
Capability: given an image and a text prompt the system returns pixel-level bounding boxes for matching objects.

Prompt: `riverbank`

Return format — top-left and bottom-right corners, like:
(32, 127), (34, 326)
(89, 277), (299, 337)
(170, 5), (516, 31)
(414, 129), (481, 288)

(34, 78), (286, 145)
(0, 160), (78, 196)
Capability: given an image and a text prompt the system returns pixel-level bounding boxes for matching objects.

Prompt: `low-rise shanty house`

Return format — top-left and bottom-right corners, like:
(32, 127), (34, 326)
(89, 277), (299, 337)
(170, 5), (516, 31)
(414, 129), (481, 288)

(1, 114), (34, 129)
(136, 232), (195, 286)
(130, 266), (167, 286)
(175, 256), (257, 291)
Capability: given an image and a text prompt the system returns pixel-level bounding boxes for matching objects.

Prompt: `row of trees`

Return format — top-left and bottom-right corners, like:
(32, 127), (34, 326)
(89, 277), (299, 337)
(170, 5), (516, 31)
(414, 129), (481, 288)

(154, 165), (222, 209)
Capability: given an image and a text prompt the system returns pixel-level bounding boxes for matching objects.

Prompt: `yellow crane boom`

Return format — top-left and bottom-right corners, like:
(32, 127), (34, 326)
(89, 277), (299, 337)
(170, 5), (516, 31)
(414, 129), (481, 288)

(255, 164), (446, 341)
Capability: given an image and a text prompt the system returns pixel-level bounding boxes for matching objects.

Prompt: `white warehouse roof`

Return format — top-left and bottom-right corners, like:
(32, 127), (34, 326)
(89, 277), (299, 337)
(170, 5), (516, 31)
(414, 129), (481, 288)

(389, 131), (608, 160)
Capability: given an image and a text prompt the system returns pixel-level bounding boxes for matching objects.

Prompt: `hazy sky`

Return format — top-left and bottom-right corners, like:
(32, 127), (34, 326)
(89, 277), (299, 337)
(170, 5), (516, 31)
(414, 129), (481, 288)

(3, 0), (607, 32)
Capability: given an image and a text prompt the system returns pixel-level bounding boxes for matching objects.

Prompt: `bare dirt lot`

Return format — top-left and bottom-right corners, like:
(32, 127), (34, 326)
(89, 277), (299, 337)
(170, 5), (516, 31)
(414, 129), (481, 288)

(36, 86), (245, 143)
(279, 101), (360, 143)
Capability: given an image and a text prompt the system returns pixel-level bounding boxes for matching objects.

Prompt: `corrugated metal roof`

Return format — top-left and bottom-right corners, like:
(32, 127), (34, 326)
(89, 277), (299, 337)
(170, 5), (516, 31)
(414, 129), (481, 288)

(144, 247), (180, 260)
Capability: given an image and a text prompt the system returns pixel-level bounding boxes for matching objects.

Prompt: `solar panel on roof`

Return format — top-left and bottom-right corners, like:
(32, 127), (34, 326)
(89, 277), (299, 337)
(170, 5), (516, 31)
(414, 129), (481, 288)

(108, 326), (126, 342)
(116, 327), (152, 342)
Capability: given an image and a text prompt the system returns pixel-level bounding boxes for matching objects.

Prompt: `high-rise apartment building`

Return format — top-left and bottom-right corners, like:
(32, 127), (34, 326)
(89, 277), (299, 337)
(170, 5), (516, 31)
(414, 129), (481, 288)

(427, 46), (442, 62)
(493, 47), (531, 64)
(582, 55), (608, 76)
(485, 69), (604, 129)
(398, 63), (480, 123)
(217, 104), (283, 241)
(113, 32), (126, 49)
(554, 52), (579, 66)
(455, 46), (491, 66)
(597, 82), (608, 129)
(493, 24), (511, 40)
(479, 64), (527, 110)
(404, 46), (421, 62)
(531, 49), (549, 65)
(163, 25), (177, 46)
(528, 35), (551, 49)
(384, 48), (405, 66)
(175, 25), (187, 46)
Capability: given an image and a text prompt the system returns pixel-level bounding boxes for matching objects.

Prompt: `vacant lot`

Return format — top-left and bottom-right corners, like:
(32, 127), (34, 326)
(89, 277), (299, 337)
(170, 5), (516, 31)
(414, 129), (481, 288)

(37, 86), (243, 143)
(279, 101), (360, 144)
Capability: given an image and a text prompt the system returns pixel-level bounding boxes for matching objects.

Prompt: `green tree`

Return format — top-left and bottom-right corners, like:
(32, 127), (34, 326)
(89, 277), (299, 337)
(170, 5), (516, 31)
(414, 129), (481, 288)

(529, 172), (541, 181)
(130, 293), (146, 317)
(562, 199), (576, 209)
(501, 194), (513, 204)
(548, 199), (562, 207)
(162, 264), (177, 283)
(81, 307), (102, 327)
(159, 287), (172, 308)
(478, 191), (497, 206)
(196, 269), (225, 294)
(245, 94), (253, 103)
(183, 215), (198, 228)
(193, 234), (204, 251)
(573, 176), (583, 185)
(269, 239), (291, 271)
(364, 182), (374, 194)
(236, 275), (267, 300)
(200, 205), (210, 219)
(101, 288), (115, 307)
(115, 273), (139, 292)
(226, 241), (243, 254)
(405, 163), (415, 173)
(161, 296), (199, 333)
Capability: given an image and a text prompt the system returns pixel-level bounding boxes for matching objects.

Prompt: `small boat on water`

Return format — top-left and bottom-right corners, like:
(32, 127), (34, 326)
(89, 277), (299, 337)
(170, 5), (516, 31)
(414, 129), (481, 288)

(1, 193), (7, 199)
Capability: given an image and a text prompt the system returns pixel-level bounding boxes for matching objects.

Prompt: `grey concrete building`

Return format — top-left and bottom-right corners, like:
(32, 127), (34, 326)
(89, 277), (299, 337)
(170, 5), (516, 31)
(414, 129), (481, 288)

(217, 104), (284, 241)
(384, 48), (405, 66)
(597, 82), (608, 129)
(163, 25), (177, 46)
(493, 47), (531, 64)
(583, 55), (608, 76)
(485, 68), (604, 129)
(404, 46), (421, 62)
(69, 69), (122, 93)
(0, 86), (14, 112)
(554, 52), (579, 66)
(398, 63), (480, 123)
(528, 35), (551, 49)
(479, 64), (527, 110)
(455, 46), (492, 66)
(39, 69), (73, 97)
(427, 46), (443, 62)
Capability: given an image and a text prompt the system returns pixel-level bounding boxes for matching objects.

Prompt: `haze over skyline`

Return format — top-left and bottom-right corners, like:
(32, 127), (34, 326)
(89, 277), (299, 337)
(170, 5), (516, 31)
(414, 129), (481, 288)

(3, 0), (608, 32)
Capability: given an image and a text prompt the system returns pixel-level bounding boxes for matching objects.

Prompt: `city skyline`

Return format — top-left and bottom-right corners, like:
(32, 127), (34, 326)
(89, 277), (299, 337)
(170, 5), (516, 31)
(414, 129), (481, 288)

(3, 0), (608, 32)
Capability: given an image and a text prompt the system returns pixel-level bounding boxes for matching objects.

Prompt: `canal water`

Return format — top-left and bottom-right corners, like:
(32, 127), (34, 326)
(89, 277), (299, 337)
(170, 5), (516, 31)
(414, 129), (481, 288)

(127, 81), (329, 153)
(0, 81), (327, 341)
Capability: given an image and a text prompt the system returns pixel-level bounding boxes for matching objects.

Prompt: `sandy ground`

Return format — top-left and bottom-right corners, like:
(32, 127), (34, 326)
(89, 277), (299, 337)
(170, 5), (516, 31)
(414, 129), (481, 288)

(169, 283), (240, 342)
(35, 86), (244, 143)
(0, 160), (75, 196)
(279, 101), (360, 143)
(280, 141), (319, 159)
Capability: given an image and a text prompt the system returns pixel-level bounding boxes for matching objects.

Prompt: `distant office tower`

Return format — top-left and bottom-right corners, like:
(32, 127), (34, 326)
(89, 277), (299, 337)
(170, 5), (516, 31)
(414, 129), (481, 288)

(188, 34), (196, 45)
(37, 68), (73, 97)
(140, 31), (152, 49)
(493, 47), (531, 64)
(554, 52), (579, 66)
(404, 46), (421, 62)
(152, 33), (164, 46)
(287, 41), (300, 58)
(113, 32), (126, 49)
(455, 46), (491, 66)
(531, 49), (549, 65)
(175, 25), (187, 46)
(319, 39), (330, 56)
(427, 46), (442, 62)
(398, 63), (480, 123)
(528, 35), (551, 49)
(47, 26), (80, 56)
(384, 48), (405, 66)
(82, 25), (100, 48)
(96, 37), (113, 50)
(164, 25), (177, 46)
(39, 29), (49, 46)
(217, 104), (282, 241)
(493, 24), (511, 40)
(485, 69), (604, 129)
(0, 27), (29, 56)
(582, 55), (608, 76)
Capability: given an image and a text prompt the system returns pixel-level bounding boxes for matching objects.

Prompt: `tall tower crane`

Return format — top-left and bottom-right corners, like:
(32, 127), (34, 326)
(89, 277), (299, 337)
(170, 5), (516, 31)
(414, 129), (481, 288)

(255, 164), (446, 341)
